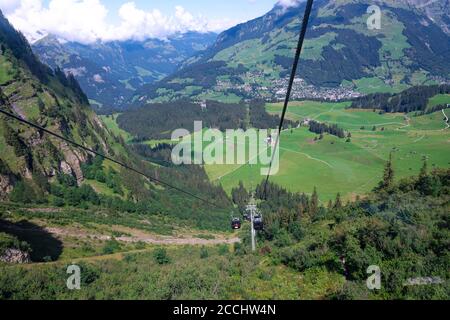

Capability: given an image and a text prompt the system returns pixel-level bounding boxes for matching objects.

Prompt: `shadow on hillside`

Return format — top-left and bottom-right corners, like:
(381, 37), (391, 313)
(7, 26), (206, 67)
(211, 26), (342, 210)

(0, 219), (63, 262)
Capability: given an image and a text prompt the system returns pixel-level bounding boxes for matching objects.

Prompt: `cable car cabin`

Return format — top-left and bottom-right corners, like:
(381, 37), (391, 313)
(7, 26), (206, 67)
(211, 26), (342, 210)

(243, 213), (250, 221)
(231, 218), (242, 230)
(253, 215), (264, 231)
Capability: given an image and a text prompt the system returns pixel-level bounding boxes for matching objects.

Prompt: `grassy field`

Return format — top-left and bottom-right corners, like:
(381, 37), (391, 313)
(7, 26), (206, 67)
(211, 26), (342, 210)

(99, 100), (450, 201)
(427, 94), (450, 110)
(204, 101), (450, 201)
(99, 114), (134, 143)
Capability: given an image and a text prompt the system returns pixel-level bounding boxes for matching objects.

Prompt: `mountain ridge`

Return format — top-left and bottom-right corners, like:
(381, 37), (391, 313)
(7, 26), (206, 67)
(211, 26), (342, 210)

(32, 31), (217, 111)
(0, 10), (231, 230)
(131, 0), (450, 105)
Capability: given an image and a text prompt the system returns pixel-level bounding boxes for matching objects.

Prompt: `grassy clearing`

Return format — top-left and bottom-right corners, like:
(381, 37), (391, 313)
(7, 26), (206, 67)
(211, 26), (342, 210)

(203, 101), (450, 201)
(99, 114), (134, 143)
(427, 94), (450, 110)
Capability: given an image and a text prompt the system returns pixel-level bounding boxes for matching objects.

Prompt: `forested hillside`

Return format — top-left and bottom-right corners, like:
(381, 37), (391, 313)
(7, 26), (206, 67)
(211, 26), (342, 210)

(1, 163), (447, 299)
(132, 0), (450, 104)
(250, 164), (450, 299)
(116, 99), (292, 141)
(0, 10), (232, 231)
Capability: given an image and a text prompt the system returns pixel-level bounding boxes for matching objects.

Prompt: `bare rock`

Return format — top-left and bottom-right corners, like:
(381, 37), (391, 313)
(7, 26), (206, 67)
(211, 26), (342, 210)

(0, 248), (31, 264)
(0, 174), (14, 199)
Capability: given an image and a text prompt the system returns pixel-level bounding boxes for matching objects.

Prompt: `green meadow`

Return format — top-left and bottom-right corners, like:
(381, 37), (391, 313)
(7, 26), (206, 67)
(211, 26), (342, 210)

(99, 100), (450, 202)
(99, 113), (134, 143)
(204, 101), (450, 201)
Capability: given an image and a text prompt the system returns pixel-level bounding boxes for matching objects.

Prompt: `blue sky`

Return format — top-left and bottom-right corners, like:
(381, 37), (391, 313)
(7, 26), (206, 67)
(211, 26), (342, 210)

(41, 0), (278, 25)
(105, 0), (276, 25)
(1, 0), (289, 43)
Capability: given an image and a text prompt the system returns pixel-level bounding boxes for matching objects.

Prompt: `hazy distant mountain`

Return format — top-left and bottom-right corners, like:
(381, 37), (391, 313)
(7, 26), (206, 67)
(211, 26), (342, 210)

(131, 0), (450, 104)
(33, 32), (217, 111)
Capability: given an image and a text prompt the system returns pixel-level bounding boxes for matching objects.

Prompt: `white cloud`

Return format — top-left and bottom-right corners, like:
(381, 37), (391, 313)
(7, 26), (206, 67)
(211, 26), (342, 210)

(277, 0), (303, 9)
(0, 0), (21, 14)
(0, 0), (239, 44)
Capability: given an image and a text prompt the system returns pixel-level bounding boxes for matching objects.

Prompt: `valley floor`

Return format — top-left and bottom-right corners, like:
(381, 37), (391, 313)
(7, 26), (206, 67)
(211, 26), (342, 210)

(207, 100), (450, 201)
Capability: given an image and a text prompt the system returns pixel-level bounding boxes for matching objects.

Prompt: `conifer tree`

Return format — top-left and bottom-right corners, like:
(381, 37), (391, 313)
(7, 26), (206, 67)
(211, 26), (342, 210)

(327, 199), (333, 209)
(377, 153), (395, 191)
(310, 187), (319, 216)
(334, 193), (342, 209)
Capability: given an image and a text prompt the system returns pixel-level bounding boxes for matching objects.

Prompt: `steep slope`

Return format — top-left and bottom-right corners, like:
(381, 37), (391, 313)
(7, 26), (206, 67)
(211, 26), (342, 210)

(0, 10), (231, 230)
(32, 32), (217, 111)
(132, 0), (450, 104)
(0, 9), (111, 195)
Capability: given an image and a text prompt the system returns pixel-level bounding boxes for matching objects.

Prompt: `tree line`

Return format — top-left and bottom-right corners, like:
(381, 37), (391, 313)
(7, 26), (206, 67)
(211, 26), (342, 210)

(308, 120), (346, 138)
(350, 85), (450, 113)
(117, 100), (247, 140)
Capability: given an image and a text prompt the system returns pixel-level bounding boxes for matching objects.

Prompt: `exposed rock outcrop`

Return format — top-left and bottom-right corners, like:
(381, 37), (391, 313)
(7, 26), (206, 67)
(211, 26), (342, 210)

(0, 174), (14, 199)
(59, 142), (88, 185)
(0, 248), (31, 264)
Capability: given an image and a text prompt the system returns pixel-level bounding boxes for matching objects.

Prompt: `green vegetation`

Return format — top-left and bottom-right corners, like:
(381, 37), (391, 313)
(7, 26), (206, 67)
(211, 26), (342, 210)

(131, 2), (450, 103)
(0, 232), (30, 256)
(0, 169), (447, 300)
(203, 100), (450, 201)
(251, 168), (450, 300)
(99, 114), (133, 143)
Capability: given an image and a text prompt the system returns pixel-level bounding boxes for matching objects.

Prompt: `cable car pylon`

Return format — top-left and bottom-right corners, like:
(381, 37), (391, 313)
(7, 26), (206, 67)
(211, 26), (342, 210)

(245, 193), (262, 252)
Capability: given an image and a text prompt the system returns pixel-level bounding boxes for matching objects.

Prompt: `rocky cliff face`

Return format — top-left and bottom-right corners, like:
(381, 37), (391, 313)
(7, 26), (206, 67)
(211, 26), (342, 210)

(0, 174), (14, 199)
(0, 10), (116, 197)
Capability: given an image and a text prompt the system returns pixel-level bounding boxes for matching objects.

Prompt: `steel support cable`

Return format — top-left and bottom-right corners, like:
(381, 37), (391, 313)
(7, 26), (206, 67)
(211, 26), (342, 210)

(0, 108), (226, 209)
(263, 0), (315, 198)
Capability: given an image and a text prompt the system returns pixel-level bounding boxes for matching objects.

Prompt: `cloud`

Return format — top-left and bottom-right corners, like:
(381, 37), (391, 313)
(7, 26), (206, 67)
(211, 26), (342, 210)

(277, 0), (303, 9)
(0, 0), (21, 14)
(0, 0), (238, 44)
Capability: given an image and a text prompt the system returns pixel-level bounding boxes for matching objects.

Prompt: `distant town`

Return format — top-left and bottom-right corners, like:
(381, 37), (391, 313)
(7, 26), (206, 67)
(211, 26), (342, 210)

(215, 74), (363, 102)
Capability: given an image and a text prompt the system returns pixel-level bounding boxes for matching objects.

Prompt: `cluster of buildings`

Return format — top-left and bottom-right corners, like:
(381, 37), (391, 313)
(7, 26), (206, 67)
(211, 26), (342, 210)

(213, 75), (362, 102)
(272, 78), (362, 101)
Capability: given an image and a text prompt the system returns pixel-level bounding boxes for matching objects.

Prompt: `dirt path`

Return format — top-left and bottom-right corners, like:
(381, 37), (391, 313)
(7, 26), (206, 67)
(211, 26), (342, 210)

(442, 109), (449, 130)
(46, 226), (240, 246)
(397, 115), (411, 131)
(279, 146), (333, 168)
(0, 222), (240, 246)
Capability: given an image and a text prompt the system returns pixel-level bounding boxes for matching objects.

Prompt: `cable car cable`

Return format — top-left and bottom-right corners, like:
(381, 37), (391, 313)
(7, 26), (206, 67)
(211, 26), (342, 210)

(263, 0), (315, 199)
(0, 108), (225, 209)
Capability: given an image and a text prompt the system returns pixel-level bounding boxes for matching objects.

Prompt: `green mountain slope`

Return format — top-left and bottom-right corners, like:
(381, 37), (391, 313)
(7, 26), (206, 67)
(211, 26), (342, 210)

(132, 0), (450, 104)
(0, 10), (231, 230)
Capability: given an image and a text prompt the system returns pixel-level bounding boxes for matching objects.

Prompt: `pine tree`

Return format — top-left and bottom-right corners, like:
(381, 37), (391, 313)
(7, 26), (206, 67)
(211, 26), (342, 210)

(417, 160), (433, 195)
(334, 193), (342, 209)
(310, 187), (319, 216)
(419, 160), (428, 179)
(377, 153), (395, 191)
(327, 199), (333, 209)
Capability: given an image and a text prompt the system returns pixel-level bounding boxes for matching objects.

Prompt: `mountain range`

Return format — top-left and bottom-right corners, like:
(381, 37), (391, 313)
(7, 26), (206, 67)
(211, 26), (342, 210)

(32, 32), (217, 111)
(130, 0), (450, 105)
(0, 9), (229, 228)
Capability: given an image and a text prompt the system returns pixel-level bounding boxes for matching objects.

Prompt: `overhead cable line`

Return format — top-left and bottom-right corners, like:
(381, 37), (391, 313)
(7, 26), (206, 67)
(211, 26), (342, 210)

(0, 108), (225, 209)
(263, 0), (315, 198)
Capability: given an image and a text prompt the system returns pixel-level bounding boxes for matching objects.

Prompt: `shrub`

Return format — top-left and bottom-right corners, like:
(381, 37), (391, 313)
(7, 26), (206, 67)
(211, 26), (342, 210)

(153, 248), (171, 265)
(218, 244), (229, 256)
(102, 239), (121, 255)
(200, 246), (209, 259)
